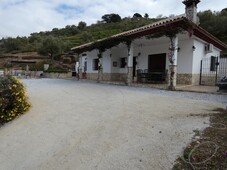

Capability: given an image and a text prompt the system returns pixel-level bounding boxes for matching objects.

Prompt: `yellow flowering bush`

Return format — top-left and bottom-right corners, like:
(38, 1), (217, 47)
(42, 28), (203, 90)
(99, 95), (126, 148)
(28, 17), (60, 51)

(0, 76), (31, 124)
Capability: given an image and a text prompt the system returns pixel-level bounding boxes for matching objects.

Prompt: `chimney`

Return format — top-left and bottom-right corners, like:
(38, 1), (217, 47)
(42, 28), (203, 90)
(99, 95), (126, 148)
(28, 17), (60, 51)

(182, 0), (200, 24)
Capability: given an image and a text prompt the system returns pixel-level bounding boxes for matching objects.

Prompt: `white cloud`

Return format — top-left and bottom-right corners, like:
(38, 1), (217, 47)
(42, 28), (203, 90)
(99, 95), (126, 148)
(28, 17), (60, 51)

(0, 0), (226, 38)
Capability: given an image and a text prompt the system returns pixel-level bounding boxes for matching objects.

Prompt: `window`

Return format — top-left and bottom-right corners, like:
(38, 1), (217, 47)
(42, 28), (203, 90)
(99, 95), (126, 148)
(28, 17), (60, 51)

(210, 56), (217, 71)
(93, 59), (99, 70)
(120, 58), (127, 68)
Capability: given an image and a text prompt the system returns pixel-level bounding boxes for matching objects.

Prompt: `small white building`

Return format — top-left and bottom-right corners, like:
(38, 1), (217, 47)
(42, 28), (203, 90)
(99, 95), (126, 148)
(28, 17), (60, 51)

(71, 0), (227, 88)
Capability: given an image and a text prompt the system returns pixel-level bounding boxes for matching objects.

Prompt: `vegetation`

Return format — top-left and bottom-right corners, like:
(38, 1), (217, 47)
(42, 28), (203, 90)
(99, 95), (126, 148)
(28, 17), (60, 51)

(0, 14), (164, 57)
(0, 76), (31, 124)
(0, 9), (227, 57)
(38, 36), (69, 60)
(101, 13), (122, 23)
(29, 61), (48, 71)
(44, 68), (68, 73)
(198, 8), (227, 44)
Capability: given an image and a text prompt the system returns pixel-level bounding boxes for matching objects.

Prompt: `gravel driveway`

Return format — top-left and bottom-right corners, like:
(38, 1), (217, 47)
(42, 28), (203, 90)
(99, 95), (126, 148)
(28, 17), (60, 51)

(0, 79), (226, 170)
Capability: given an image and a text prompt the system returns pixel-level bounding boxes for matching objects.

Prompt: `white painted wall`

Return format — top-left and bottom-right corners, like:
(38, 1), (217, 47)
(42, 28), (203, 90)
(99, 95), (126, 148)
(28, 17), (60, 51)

(102, 50), (111, 73)
(193, 39), (221, 74)
(80, 55), (87, 72)
(177, 38), (194, 73)
(78, 34), (222, 76)
(79, 50), (98, 73)
(135, 43), (169, 71)
(111, 47), (128, 74)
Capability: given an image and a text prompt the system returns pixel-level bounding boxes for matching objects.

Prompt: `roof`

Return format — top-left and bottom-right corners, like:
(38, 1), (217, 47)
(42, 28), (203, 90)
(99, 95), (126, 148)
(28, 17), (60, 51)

(71, 15), (227, 53)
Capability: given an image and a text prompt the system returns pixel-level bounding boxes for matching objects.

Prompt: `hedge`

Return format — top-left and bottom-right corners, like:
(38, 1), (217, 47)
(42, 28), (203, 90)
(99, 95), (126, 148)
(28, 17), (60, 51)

(0, 76), (31, 124)
(44, 68), (68, 73)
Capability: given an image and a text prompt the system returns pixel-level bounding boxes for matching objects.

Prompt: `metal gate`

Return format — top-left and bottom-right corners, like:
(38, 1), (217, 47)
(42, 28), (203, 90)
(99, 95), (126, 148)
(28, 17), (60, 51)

(200, 56), (227, 85)
(200, 56), (218, 85)
(218, 57), (227, 81)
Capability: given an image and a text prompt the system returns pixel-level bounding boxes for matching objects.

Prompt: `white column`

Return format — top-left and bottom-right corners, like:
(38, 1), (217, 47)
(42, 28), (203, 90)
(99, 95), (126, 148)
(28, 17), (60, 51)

(173, 36), (178, 66)
(127, 42), (133, 85)
(168, 36), (178, 90)
(128, 43), (133, 67)
(97, 52), (103, 82)
(78, 54), (83, 79)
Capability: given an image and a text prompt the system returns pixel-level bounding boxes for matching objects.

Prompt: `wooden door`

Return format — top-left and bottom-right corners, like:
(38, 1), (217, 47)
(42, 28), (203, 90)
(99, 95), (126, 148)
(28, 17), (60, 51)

(148, 53), (166, 72)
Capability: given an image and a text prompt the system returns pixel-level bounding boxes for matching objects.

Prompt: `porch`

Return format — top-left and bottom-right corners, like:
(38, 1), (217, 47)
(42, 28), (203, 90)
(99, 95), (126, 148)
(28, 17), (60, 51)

(80, 33), (198, 87)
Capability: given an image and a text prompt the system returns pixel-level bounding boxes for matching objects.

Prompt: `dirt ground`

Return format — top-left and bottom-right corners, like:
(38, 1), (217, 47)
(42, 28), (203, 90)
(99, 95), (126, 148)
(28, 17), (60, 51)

(173, 108), (227, 170)
(0, 79), (225, 170)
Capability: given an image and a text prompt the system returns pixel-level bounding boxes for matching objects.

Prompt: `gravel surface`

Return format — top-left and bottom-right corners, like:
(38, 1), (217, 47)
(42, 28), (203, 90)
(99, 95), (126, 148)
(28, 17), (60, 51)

(0, 79), (226, 170)
(127, 86), (227, 105)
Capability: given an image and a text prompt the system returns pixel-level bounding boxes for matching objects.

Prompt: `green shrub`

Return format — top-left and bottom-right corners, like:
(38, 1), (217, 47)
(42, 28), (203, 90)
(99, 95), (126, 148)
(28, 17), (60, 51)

(44, 68), (68, 73)
(30, 61), (46, 71)
(0, 76), (31, 124)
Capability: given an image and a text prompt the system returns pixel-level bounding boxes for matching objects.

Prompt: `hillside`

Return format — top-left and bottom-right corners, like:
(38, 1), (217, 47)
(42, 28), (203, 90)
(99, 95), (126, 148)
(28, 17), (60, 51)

(0, 9), (227, 57)
(0, 17), (161, 55)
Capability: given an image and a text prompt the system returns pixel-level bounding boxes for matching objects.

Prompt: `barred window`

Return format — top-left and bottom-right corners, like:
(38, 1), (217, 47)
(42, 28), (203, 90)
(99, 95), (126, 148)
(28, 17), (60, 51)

(210, 56), (217, 71)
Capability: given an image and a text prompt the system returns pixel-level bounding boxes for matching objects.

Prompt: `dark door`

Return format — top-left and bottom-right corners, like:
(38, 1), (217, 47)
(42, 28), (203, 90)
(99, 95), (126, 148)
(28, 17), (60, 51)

(148, 53), (166, 72)
(133, 57), (137, 77)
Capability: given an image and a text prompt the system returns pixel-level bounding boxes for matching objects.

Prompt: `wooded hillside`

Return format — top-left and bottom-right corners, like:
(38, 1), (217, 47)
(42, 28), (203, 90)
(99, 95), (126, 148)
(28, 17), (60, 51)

(0, 9), (226, 57)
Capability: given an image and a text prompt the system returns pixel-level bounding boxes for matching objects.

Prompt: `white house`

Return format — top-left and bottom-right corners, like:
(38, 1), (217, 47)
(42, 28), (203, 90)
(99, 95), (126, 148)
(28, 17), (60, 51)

(71, 0), (227, 88)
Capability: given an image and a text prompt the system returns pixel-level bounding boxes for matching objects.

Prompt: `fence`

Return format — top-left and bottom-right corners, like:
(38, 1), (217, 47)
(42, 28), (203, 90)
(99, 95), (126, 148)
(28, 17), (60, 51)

(200, 57), (227, 85)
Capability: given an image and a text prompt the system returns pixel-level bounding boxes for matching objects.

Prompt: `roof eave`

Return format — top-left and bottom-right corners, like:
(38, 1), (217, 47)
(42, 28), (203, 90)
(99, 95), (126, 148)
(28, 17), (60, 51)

(70, 16), (227, 53)
(192, 25), (227, 50)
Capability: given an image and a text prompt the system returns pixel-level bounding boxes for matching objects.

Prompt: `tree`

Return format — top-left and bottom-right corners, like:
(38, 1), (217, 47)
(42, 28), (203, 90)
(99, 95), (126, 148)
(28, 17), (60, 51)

(1, 37), (29, 52)
(133, 13), (142, 19)
(198, 9), (227, 43)
(70, 25), (80, 35)
(38, 36), (63, 61)
(101, 14), (121, 23)
(144, 13), (149, 19)
(78, 21), (87, 30)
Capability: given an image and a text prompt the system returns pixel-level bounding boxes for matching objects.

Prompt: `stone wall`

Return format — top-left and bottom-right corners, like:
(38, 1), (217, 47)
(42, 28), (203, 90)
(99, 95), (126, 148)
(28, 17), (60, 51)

(103, 73), (126, 82)
(86, 73), (98, 80)
(177, 74), (192, 85)
(200, 76), (216, 86)
(177, 74), (201, 85)
(44, 72), (72, 79)
(86, 72), (202, 85)
(87, 73), (126, 82)
(192, 74), (200, 85)
(30, 71), (44, 78)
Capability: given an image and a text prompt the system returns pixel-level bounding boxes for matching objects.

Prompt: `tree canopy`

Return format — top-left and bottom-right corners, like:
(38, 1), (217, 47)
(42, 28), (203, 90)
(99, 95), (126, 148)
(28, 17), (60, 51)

(38, 36), (69, 60)
(101, 14), (122, 23)
(77, 21), (87, 30)
(133, 13), (142, 18)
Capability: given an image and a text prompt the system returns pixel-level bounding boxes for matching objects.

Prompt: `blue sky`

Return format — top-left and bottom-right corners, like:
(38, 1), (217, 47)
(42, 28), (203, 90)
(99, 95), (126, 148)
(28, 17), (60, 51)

(0, 0), (226, 38)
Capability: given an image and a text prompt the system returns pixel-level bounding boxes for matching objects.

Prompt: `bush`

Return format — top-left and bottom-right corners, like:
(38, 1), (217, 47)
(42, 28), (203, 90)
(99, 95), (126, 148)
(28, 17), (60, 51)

(44, 68), (68, 73)
(30, 61), (46, 71)
(0, 76), (31, 124)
